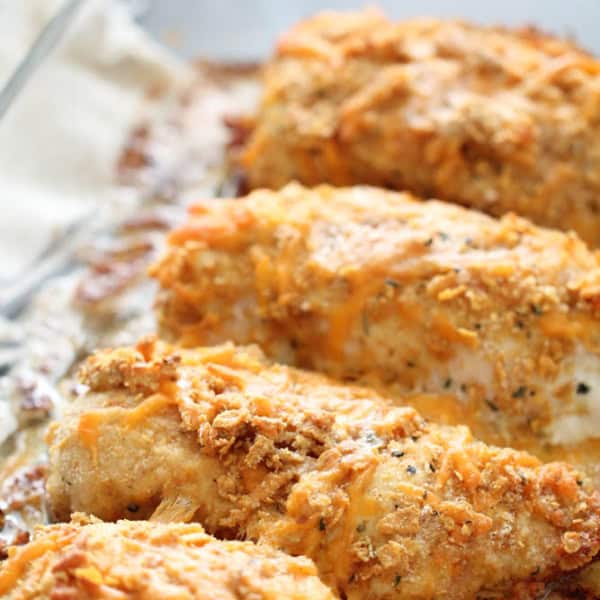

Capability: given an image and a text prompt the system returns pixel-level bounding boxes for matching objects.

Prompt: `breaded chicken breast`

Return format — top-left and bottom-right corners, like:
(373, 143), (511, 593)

(241, 10), (600, 246)
(0, 515), (333, 600)
(46, 340), (600, 600)
(150, 183), (600, 458)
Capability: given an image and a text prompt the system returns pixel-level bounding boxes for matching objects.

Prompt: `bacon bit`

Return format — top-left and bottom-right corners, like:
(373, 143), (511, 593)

(117, 124), (151, 177)
(79, 238), (155, 268)
(14, 375), (54, 424)
(75, 259), (147, 305)
(224, 114), (255, 150)
(121, 210), (177, 232)
(11, 530), (30, 546)
(19, 390), (53, 421)
(1, 465), (47, 512)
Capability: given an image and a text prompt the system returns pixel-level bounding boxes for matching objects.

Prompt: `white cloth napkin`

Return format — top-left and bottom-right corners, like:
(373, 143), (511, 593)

(0, 0), (189, 280)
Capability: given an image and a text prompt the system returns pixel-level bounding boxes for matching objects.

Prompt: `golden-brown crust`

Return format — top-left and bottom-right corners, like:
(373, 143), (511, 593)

(242, 10), (600, 246)
(150, 183), (600, 452)
(0, 515), (334, 600)
(46, 340), (600, 599)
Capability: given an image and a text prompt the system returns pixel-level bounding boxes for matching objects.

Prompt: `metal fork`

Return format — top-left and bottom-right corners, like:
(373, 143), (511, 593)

(0, 0), (87, 319)
(0, 0), (86, 119)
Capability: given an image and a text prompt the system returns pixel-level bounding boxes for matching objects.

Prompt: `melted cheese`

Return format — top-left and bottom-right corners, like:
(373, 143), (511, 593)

(431, 313), (479, 348)
(327, 462), (379, 586)
(328, 283), (376, 360)
(77, 412), (102, 465)
(539, 311), (585, 339)
(124, 394), (174, 428)
(0, 532), (74, 595)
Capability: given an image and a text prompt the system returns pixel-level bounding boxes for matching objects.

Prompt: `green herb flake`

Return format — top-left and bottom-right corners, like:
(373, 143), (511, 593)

(576, 382), (591, 395)
(530, 304), (543, 316)
(485, 399), (499, 412)
(365, 431), (379, 445)
(512, 386), (527, 398)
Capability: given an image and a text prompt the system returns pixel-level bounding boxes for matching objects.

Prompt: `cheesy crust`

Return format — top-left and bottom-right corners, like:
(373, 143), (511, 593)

(151, 183), (600, 454)
(46, 340), (600, 600)
(0, 515), (333, 599)
(242, 10), (600, 246)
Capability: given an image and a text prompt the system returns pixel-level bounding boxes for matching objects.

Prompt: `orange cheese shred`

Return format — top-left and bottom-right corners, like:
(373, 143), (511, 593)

(78, 412), (102, 466)
(124, 394), (174, 428)
(0, 532), (75, 595)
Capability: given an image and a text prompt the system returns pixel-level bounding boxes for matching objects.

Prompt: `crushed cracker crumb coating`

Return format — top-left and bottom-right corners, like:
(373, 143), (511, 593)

(46, 340), (600, 600)
(242, 10), (600, 246)
(0, 515), (333, 600)
(151, 183), (600, 450)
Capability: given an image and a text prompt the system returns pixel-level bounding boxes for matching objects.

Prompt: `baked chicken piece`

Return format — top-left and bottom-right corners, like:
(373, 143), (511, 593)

(151, 183), (600, 457)
(0, 515), (334, 600)
(46, 340), (600, 600)
(241, 10), (600, 246)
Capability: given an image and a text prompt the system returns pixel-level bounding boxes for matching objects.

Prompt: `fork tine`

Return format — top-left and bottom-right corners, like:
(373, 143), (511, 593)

(0, 0), (86, 120)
